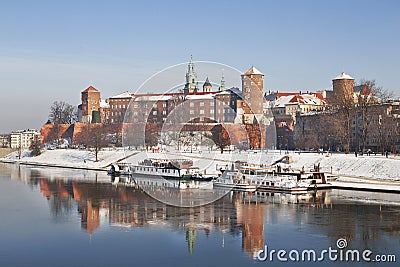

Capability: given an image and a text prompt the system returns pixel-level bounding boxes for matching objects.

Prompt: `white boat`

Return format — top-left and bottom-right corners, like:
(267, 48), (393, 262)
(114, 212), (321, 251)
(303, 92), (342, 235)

(108, 163), (131, 176)
(251, 168), (332, 192)
(133, 175), (213, 191)
(110, 159), (213, 181)
(254, 174), (310, 193)
(179, 180), (214, 190)
(213, 171), (257, 192)
(215, 166), (332, 193)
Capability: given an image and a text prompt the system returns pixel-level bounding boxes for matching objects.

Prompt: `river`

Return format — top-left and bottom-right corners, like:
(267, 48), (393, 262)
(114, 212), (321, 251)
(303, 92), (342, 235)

(0, 163), (399, 266)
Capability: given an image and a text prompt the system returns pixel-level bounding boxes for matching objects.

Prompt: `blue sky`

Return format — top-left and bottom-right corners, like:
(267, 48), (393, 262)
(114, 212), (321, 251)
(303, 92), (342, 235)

(0, 0), (399, 133)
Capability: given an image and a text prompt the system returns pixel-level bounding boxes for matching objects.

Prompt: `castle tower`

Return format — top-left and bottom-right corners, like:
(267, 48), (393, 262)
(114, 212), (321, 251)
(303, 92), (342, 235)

(203, 77), (212, 92)
(184, 55), (199, 94)
(332, 72), (354, 104)
(241, 66), (264, 122)
(81, 86), (101, 123)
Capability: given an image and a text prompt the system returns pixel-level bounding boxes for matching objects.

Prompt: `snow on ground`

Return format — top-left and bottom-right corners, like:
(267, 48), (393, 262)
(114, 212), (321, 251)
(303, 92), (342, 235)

(288, 152), (400, 181)
(2, 148), (138, 169)
(119, 148), (400, 181)
(1, 147), (400, 181)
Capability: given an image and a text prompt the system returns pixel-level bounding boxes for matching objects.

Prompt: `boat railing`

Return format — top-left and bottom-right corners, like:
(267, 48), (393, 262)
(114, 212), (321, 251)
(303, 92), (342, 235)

(139, 158), (193, 169)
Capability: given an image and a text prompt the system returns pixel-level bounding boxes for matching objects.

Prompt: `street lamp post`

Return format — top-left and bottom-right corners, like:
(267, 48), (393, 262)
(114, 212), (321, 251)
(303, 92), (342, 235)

(278, 135), (283, 155)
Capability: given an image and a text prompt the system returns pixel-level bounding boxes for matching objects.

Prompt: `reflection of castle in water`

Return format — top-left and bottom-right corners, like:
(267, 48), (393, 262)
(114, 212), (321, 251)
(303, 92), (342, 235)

(35, 176), (266, 257)
(5, 164), (400, 258)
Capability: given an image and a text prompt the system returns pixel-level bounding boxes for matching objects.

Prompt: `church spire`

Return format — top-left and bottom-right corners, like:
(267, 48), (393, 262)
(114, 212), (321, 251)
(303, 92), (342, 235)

(219, 71), (226, 91)
(184, 55), (199, 94)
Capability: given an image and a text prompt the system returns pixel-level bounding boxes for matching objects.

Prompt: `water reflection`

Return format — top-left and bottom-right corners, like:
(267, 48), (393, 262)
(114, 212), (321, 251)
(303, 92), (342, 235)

(1, 163), (400, 264)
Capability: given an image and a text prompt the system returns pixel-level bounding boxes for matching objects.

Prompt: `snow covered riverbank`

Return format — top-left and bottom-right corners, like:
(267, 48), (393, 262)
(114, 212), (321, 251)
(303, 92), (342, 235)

(1, 148), (138, 169)
(1, 149), (400, 182)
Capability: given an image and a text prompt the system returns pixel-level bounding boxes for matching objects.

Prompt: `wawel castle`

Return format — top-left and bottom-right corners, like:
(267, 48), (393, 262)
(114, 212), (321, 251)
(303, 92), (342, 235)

(41, 57), (399, 151)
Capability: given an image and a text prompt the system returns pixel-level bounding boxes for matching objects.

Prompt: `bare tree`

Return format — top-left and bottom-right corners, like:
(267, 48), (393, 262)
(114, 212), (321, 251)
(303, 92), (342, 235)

(358, 79), (393, 102)
(49, 101), (77, 124)
(29, 135), (42, 156)
(331, 89), (356, 153)
(210, 124), (231, 154)
(86, 126), (109, 162)
(144, 125), (160, 151)
(354, 79), (394, 152)
(377, 113), (398, 154)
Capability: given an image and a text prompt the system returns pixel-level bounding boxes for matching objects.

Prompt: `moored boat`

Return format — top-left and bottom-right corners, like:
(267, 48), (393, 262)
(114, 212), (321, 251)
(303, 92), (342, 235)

(214, 165), (332, 193)
(109, 158), (214, 181)
(213, 170), (257, 192)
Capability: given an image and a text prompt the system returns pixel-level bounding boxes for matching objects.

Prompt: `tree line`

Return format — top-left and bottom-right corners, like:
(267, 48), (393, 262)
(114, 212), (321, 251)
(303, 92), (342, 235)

(294, 80), (399, 153)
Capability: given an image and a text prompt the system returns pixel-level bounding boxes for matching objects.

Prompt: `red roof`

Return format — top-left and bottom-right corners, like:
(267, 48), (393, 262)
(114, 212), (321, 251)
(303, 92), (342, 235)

(243, 66), (263, 75)
(82, 86), (99, 93)
(276, 92), (326, 100)
(289, 95), (304, 104)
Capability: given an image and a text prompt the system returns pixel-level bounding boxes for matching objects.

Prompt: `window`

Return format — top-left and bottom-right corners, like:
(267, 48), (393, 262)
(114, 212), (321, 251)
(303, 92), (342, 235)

(190, 102), (194, 107)
(190, 110), (194, 115)
(199, 110), (204, 115)
(210, 109), (214, 114)
(153, 110), (157, 115)
(162, 103), (167, 107)
(210, 102), (214, 107)
(162, 110), (166, 115)
(200, 102), (204, 107)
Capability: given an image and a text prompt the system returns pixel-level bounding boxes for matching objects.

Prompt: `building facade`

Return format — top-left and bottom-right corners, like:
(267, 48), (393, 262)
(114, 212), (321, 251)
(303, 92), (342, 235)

(0, 134), (10, 148)
(11, 129), (41, 149)
(108, 92), (133, 123)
